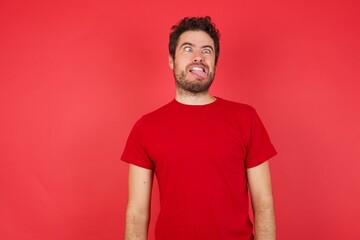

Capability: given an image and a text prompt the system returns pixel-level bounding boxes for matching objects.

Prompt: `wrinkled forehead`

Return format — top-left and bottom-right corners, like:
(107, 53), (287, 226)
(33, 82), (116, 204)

(177, 30), (215, 49)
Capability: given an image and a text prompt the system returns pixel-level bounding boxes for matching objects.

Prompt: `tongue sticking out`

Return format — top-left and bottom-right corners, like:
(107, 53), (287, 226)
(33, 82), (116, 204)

(190, 70), (207, 79)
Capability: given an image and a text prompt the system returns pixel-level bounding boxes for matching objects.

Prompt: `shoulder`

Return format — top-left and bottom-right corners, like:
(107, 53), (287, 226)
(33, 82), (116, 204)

(135, 100), (176, 126)
(216, 97), (256, 115)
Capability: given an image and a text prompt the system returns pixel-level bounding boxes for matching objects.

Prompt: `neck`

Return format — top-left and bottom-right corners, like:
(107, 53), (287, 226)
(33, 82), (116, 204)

(175, 89), (216, 105)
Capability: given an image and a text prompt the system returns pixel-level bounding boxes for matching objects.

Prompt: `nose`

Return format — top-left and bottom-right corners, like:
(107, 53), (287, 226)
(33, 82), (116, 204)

(193, 53), (203, 63)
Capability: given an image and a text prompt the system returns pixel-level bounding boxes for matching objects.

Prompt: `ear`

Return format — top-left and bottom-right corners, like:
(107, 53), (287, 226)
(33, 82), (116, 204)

(168, 55), (174, 70)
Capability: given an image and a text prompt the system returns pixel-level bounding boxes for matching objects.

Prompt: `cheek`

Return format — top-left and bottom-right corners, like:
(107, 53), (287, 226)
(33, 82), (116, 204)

(205, 59), (215, 70)
(175, 58), (191, 69)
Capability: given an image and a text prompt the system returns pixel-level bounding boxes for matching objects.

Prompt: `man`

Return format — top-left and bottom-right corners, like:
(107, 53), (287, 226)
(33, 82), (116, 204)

(122, 16), (277, 240)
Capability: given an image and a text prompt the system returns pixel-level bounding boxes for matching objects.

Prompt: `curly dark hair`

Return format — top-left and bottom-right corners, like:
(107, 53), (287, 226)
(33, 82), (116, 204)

(169, 16), (221, 65)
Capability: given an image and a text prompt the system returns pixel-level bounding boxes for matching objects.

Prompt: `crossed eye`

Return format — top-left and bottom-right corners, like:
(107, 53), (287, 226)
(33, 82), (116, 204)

(183, 46), (212, 54)
(202, 49), (211, 54)
(184, 46), (192, 52)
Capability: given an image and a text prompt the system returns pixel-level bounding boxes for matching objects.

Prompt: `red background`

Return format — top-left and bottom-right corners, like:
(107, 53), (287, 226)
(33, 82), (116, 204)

(1, 0), (359, 239)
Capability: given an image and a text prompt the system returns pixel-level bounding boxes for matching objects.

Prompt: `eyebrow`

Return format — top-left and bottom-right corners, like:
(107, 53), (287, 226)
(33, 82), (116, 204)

(179, 42), (214, 51)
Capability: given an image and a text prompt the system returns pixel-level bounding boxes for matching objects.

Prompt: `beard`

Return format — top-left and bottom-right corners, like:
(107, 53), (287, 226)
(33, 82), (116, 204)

(173, 64), (215, 94)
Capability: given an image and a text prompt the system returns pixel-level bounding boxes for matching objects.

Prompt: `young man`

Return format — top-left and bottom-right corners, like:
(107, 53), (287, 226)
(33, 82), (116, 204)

(122, 16), (277, 240)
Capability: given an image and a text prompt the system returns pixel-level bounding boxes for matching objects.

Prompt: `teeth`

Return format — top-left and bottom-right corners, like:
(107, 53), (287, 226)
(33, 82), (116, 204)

(191, 67), (205, 72)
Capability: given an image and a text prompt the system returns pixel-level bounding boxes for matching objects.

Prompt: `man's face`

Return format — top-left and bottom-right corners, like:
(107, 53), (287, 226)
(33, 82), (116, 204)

(169, 30), (216, 94)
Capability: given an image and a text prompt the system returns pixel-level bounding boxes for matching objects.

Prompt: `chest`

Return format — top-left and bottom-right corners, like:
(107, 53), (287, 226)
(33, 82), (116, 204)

(145, 116), (249, 175)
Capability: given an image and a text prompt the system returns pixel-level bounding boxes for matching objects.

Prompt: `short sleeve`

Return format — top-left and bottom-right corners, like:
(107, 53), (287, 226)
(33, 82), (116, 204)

(245, 108), (277, 168)
(121, 118), (154, 170)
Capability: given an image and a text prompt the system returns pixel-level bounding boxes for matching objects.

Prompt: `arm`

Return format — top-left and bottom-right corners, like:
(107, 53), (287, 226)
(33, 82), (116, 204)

(125, 164), (154, 240)
(247, 161), (276, 240)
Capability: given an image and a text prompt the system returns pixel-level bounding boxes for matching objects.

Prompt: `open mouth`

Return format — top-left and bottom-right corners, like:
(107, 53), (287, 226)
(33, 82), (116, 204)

(189, 66), (207, 79)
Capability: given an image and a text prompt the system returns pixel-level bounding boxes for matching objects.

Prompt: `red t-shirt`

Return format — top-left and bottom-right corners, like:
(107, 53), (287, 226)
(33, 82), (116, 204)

(122, 97), (277, 240)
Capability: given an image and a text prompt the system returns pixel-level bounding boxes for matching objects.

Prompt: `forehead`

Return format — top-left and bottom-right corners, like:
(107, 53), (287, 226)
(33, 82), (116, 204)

(177, 30), (215, 48)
